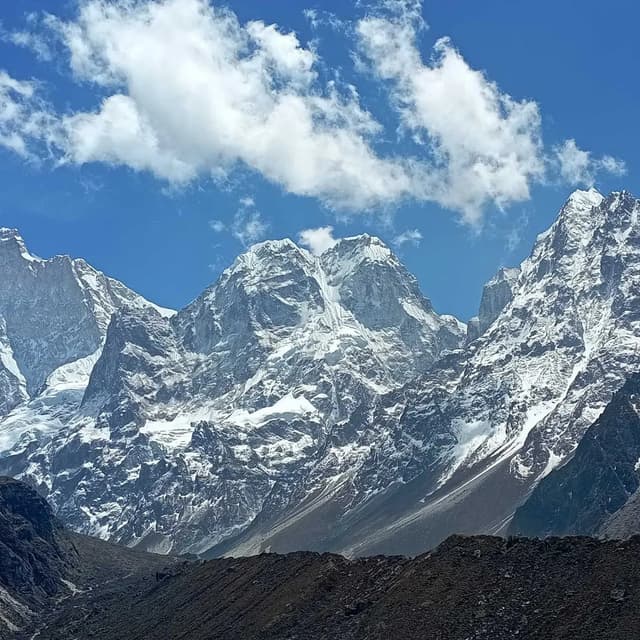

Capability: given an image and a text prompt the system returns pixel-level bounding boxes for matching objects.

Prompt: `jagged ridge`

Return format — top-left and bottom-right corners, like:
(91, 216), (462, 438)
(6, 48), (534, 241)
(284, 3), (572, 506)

(4, 189), (640, 556)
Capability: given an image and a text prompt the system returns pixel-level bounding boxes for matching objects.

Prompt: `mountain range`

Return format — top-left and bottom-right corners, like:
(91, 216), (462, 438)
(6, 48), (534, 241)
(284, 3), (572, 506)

(2, 188), (640, 556)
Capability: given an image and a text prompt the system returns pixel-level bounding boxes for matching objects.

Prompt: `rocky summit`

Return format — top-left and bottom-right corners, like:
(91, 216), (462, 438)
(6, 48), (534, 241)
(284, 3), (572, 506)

(3, 189), (640, 556)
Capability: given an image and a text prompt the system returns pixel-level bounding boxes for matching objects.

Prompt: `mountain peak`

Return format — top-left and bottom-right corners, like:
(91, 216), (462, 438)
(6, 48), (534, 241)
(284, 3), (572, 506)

(335, 233), (389, 249)
(565, 187), (604, 210)
(225, 238), (315, 282)
(324, 234), (394, 269)
(0, 227), (42, 263)
(0, 227), (20, 240)
(247, 237), (300, 253)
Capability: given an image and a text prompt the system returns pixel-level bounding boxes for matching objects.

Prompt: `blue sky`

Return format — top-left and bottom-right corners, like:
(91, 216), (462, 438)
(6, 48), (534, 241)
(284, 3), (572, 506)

(0, 0), (635, 320)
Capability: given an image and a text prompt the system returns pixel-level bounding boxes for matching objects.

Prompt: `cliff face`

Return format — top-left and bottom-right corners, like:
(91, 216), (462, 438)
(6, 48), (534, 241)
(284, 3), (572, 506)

(510, 374), (640, 537)
(0, 477), (175, 638)
(0, 477), (77, 634)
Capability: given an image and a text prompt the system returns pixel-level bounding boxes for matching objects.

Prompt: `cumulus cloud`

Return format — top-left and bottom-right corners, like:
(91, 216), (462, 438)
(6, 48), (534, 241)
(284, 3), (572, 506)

(555, 139), (626, 186)
(357, 12), (546, 224)
(0, 0), (628, 226)
(45, 0), (417, 211)
(393, 228), (422, 247)
(299, 225), (338, 255)
(209, 219), (226, 233)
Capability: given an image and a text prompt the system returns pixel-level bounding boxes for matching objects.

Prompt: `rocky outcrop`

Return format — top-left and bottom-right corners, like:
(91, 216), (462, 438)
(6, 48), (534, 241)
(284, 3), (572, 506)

(0, 477), (77, 634)
(467, 266), (520, 341)
(0, 476), (176, 638)
(0, 227), (165, 403)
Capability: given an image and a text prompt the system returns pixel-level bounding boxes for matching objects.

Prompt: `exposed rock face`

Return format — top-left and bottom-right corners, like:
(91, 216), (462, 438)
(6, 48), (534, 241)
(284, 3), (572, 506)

(0, 233), (465, 554)
(510, 374), (640, 537)
(0, 477), (77, 634)
(467, 266), (520, 341)
(4, 189), (640, 557)
(601, 488), (640, 538)
(0, 318), (26, 418)
(0, 228), (160, 400)
(0, 476), (176, 638)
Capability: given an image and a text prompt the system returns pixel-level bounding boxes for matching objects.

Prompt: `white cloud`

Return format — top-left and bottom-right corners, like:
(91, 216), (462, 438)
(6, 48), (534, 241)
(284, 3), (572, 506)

(0, 72), (34, 156)
(299, 225), (338, 255)
(64, 94), (194, 180)
(5, 31), (53, 61)
(303, 9), (347, 32)
(0, 0), (627, 226)
(504, 209), (529, 254)
(600, 155), (627, 176)
(357, 12), (546, 224)
(0, 70), (57, 157)
(209, 198), (267, 246)
(1, 13), (55, 61)
(232, 208), (269, 246)
(45, 0), (417, 211)
(246, 20), (316, 86)
(392, 228), (422, 247)
(555, 138), (626, 186)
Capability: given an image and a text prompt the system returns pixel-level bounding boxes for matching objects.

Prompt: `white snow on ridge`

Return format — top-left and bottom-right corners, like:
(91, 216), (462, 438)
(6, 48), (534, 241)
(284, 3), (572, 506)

(140, 413), (203, 450)
(45, 350), (101, 393)
(0, 340), (25, 385)
(227, 393), (318, 428)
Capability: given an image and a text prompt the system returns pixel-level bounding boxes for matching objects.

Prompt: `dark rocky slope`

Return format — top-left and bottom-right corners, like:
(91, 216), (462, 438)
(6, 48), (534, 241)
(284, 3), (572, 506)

(3, 476), (640, 639)
(509, 374), (640, 537)
(0, 476), (77, 635)
(0, 477), (175, 639)
(40, 535), (640, 640)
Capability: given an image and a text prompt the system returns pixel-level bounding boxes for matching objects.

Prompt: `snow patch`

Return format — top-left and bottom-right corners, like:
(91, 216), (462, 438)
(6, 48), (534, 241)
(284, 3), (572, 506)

(227, 393), (318, 428)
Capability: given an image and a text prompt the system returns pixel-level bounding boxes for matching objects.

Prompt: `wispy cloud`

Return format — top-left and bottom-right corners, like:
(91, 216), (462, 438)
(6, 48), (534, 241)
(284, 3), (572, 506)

(504, 209), (530, 254)
(392, 228), (422, 247)
(210, 197), (269, 247)
(554, 139), (626, 187)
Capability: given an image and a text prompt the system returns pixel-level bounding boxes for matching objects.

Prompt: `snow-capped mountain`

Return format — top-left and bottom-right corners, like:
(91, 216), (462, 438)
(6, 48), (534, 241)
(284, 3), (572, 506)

(0, 228), (167, 400)
(214, 188), (640, 556)
(2, 189), (640, 556)
(0, 232), (464, 553)
(0, 228), (170, 454)
(509, 372), (640, 538)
